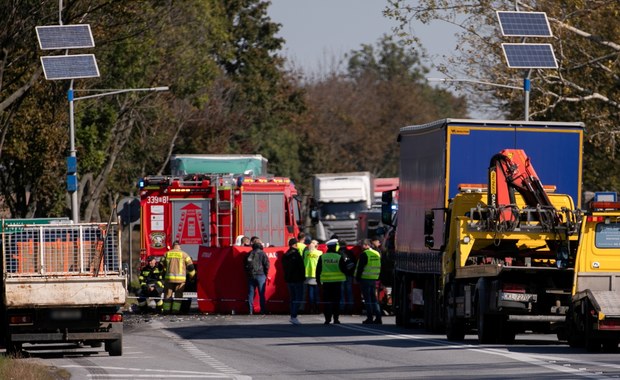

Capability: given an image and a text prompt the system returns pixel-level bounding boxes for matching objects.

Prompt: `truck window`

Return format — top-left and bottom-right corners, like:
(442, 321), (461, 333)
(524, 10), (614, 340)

(595, 222), (620, 248)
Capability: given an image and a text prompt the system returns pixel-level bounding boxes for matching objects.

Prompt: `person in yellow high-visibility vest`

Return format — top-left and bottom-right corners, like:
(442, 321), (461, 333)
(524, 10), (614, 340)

(356, 239), (382, 324)
(161, 241), (195, 314)
(316, 239), (346, 325)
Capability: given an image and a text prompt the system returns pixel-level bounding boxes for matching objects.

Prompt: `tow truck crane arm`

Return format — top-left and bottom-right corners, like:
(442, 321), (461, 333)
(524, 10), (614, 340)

(488, 149), (560, 228)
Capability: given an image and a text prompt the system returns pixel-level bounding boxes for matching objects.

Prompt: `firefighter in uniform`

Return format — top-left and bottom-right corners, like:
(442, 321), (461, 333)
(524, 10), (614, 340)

(316, 239), (346, 325)
(137, 255), (164, 313)
(356, 238), (382, 324)
(161, 241), (196, 314)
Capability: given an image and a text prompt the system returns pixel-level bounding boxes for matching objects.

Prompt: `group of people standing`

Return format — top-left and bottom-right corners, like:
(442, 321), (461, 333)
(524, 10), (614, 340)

(138, 235), (385, 325)
(280, 233), (384, 325)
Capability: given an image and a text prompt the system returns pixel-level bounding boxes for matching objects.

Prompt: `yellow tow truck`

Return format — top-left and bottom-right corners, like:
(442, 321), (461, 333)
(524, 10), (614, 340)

(567, 200), (620, 352)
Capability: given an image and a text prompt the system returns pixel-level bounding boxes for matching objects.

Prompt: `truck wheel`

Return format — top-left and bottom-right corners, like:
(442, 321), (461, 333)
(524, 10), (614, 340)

(445, 285), (465, 341)
(105, 338), (123, 357)
(566, 306), (585, 348)
(477, 311), (498, 344)
(584, 300), (601, 353)
(395, 274), (411, 327)
(498, 318), (516, 344)
(585, 336), (601, 352)
(476, 279), (498, 344)
(602, 340), (619, 353)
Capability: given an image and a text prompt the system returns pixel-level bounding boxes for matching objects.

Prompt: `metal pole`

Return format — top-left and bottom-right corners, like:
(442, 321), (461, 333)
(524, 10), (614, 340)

(66, 86), (167, 224)
(524, 70), (532, 121)
(68, 82), (79, 223)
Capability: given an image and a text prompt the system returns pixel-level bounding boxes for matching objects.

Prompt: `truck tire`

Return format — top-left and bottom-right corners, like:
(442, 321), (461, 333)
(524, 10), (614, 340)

(476, 278), (498, 344)
(395, 273), (411, 327)
(566, 306), (585, 348)
(445, 284), (465, 341)
(584, 300), (601, 353)
(105, 338), (123, 357)
(602, 340), (619, 353)
(497, 317), (516, 344)
(424, 277), (443, 333)
(477, 309), (498, 344)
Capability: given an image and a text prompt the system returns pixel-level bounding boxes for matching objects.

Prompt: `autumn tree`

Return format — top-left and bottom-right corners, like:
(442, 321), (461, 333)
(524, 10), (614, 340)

(385, 0), (620, 192)
(0, 0), (305, 220)
(297, 35), (467, 186)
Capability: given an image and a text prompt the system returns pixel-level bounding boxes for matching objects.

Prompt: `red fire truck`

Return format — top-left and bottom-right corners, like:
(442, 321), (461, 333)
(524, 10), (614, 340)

(139, 174), (302, 314)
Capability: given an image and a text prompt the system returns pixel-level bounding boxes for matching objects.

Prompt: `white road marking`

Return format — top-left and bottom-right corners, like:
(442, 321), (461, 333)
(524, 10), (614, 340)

(150, 320), (251, 380)
(338, 324), (616, 379)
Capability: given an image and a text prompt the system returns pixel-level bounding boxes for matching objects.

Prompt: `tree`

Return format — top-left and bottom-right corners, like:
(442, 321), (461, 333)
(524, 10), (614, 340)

(0, 0), (305, 220)
(296, 35), (467, 185)
(385, 0), (620, 192)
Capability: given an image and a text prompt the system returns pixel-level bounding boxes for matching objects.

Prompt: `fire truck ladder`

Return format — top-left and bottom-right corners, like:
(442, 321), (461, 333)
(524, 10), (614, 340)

(215, 175), (236, 247)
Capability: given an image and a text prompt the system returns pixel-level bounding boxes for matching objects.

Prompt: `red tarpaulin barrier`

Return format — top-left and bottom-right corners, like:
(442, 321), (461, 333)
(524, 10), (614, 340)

(197, 245), (365, 314)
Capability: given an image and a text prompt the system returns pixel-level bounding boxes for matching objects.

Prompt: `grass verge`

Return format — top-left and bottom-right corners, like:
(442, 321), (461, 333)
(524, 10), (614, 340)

(0, 354), (71, 380)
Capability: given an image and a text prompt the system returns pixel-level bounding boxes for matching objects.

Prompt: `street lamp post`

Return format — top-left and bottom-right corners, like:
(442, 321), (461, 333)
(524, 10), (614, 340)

(68, 86), (169, 223)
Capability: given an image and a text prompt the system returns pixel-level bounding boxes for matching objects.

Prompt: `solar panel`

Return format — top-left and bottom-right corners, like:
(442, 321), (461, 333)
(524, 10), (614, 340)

(40, 54), (100, 80)
(502, 43), (557, 69)
(497, 11), (552, 37)
(36, 25), (95, 50)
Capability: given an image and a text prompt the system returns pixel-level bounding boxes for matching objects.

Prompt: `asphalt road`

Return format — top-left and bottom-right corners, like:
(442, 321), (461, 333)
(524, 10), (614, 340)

(15, 312), (620, 379)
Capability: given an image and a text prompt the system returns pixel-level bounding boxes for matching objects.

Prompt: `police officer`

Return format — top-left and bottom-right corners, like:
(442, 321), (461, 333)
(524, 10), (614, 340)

(137, 256), (164, 313)
(161, 241), (196, 314)
(356, 239), (382, 324)
(316, 239), (346, 325)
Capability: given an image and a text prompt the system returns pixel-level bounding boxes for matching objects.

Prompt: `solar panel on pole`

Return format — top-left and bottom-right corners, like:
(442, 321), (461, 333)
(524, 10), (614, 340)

(502, 43), (557, 69)
(497, 11), (552, 37)
(40, 54), (100, 80)
(36, 25), (95, 50)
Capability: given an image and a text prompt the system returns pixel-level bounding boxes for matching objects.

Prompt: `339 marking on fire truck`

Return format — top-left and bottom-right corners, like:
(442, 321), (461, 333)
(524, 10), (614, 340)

(146, 195), (169, 204)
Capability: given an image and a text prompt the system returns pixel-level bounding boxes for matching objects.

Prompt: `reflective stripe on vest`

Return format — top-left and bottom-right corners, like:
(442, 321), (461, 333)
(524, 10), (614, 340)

(361, 249), (381, 280)
(320, 252), (345, 282)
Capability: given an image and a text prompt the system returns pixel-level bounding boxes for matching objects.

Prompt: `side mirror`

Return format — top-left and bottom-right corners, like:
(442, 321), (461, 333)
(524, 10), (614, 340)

(424, 211), (434, 236)
(425, 235), (435, 248)
(381, 191), (393, 225)
(310, 208), (319, 225)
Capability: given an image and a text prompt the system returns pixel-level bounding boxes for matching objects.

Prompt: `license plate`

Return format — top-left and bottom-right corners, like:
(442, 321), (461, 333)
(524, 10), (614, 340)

(500, 292), (537, 303)
(50, 309), (82, 320)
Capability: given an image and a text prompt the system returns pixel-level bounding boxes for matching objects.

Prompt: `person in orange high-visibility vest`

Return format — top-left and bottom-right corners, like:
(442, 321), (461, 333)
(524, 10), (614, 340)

(356, 239), (382, 324)
(161, 241), (195, 314)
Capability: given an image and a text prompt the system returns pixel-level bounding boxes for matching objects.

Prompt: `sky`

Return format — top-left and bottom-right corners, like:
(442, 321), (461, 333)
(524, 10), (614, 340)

(267, 0), (459, 78)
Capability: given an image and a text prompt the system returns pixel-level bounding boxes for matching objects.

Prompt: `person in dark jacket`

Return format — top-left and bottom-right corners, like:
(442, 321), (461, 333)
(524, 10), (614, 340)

(244, 239), (270, 315)
(137, 256), (164, 313)
(338, 239), (357, 314)
(282, 238), (306, 324)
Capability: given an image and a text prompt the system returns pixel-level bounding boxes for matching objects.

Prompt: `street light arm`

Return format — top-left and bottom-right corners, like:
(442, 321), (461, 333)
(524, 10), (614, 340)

(72, 86), (169, 101)
(428, 77), (523, 91)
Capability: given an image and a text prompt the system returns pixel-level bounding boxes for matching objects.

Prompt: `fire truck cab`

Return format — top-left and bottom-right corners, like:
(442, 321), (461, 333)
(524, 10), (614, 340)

(139, 174), (301, 262)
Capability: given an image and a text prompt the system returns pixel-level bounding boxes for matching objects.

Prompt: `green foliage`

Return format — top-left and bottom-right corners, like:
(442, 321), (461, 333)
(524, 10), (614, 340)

(385, 0), (620, 194)
(295, 34), (467, 189)
(0, 0), (463, 221)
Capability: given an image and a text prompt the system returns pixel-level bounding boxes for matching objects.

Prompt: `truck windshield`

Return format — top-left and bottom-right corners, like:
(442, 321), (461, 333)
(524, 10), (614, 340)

(320, 201), (368, 220)
(595, 222), (620, 248)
